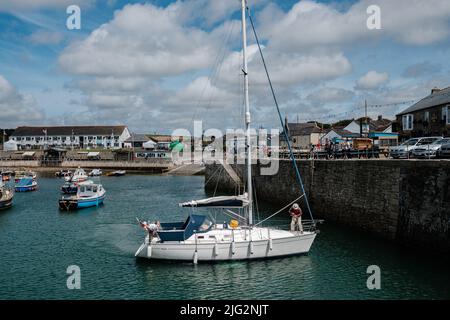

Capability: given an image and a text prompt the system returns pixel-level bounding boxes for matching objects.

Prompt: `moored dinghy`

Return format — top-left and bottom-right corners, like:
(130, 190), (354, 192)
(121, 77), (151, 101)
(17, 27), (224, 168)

(106, 170), (126, 176)
(88, 169), (102, 176)
(0, 179), (14, 210)
(59, 182), (106, 211)
(15, 177), (37, 192)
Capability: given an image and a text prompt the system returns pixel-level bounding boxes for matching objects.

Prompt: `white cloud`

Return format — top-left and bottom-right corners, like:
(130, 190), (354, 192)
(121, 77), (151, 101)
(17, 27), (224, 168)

(87, 93), (144, 110)
(356, 71), (389, 90)
(258, 0), (450, 50)
(58, 3), (224, 78)
(166, 76), (239, 109)
(0, 75), (45, 127)
(218, 45), (352, 87)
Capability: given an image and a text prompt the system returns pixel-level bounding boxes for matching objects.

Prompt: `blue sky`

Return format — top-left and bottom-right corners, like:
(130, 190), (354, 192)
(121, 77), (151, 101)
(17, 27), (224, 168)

(1, 0), (450, 133)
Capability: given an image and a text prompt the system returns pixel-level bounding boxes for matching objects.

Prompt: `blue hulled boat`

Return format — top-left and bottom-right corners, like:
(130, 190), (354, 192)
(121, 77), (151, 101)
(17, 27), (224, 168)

(15, 177), (38, 192)
(59, 182), (106, 211)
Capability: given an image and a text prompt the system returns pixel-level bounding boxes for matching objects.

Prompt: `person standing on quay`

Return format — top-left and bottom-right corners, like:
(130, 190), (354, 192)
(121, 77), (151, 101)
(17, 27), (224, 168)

(289, 203), (303, 233)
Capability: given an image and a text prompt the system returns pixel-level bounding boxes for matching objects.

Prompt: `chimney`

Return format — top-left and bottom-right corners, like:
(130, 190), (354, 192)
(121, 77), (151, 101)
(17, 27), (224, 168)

(431, 87), (441, 95)
(378, 115), (382, 121)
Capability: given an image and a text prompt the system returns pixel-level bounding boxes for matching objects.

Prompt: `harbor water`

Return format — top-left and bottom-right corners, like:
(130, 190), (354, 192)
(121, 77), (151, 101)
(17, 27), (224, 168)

(0, 175), (449, 300)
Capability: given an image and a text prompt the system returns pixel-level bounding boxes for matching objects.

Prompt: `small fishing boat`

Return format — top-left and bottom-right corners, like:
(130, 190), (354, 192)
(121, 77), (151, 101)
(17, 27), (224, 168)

(88, 169), (102, 176)
(106, 170), (126, 177)
(0, 179), (14, 210)
(65, 168), (88, 183)
(14, 171), (36, 183)
(15, 177), (38, 192)
(55, 169), (72, 178)
(61, 180), (94, 195)
(59, 182), (106, 211)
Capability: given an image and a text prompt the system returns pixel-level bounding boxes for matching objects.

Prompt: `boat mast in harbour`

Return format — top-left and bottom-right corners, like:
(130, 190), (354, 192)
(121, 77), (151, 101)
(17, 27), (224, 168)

(242, 0), (253, 227)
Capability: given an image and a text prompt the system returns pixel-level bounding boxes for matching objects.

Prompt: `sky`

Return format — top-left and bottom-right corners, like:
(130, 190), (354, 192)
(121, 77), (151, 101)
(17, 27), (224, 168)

(0, 0), (450, 134)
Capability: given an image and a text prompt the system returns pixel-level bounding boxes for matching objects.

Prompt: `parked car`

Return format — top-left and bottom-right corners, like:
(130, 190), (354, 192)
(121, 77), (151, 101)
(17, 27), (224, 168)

(412, 138), (450, 158)
(439, 142), (450, 158)
(389, 137), (441, 159)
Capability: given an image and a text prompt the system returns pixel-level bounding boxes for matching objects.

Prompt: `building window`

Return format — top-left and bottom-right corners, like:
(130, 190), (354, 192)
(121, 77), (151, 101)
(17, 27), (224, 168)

(442, 106), (448, 122)
(402, 114), (414, 131)
(424, 111), (429, 122)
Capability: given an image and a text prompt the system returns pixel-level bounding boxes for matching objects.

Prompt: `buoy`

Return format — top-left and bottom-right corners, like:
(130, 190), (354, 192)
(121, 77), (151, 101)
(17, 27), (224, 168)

(193, 250), (198, 264)
(146, 245), (152, 258)
(249, 241), (254, 254)
(231, 241), (236, 255)
(268, 238), (273, 251)
(214, 242), (219, 256)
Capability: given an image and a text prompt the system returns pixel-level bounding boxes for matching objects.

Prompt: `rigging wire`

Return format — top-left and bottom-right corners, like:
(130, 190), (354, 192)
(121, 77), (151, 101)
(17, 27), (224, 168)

(246, 5), (315, 223)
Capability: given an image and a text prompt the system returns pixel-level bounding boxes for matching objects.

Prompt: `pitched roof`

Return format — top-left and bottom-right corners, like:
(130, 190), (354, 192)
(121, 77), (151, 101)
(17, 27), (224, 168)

(124, 133), (150, 143)
(287, 122), (322, 135)
(397, 87), (450, 116)
(148, 135), (173, 143)
(11, 126), (127, 137)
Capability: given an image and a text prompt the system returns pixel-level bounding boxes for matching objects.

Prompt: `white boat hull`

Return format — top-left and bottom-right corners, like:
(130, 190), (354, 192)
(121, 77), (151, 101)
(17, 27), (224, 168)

(136, 228), (316, 262)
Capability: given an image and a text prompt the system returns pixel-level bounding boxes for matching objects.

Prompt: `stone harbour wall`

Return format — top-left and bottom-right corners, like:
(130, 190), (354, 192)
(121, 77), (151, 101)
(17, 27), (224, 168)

(205, 159), (450, 253)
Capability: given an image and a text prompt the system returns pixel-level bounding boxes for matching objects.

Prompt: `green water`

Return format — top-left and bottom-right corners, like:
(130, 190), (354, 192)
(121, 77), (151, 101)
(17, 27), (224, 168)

(0, 175), (449, 300)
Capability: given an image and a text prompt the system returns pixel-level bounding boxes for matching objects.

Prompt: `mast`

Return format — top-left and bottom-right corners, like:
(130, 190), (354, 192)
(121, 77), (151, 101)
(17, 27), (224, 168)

(241, 0), (253, 225)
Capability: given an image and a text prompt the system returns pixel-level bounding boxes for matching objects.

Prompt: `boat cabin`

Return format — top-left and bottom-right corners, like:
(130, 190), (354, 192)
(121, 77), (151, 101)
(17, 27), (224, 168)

(78, 184), (103, 197)
(157, 214), (212, 242)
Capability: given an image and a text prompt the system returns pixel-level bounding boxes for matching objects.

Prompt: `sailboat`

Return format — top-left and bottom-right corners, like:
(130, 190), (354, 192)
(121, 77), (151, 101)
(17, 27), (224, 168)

(135, 0), (318, 262)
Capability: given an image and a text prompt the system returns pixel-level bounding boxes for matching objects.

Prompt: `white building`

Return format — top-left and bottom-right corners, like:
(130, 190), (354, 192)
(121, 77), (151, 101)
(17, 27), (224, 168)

(10, 126), (131, 150)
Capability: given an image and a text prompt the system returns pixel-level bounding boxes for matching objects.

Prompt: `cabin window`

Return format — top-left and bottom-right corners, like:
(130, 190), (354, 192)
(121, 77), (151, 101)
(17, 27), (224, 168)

(80, 187), (85, 192)
(93, 187), (97, 192)
(402, 114), (413, 131)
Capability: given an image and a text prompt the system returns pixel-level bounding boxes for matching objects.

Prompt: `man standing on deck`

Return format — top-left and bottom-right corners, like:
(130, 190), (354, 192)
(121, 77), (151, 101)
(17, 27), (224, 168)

(289, 203), (303, 233)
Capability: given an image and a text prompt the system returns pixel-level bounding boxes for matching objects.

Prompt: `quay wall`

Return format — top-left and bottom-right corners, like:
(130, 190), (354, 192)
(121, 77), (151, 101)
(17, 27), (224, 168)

(205, 159), (450, 253)
(0, 160), (174, 173)
(0, 160), (40, 167)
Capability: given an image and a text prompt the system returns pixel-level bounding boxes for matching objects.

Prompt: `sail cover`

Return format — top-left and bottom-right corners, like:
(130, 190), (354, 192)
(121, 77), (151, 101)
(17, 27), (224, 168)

(179, 194), (249, 208)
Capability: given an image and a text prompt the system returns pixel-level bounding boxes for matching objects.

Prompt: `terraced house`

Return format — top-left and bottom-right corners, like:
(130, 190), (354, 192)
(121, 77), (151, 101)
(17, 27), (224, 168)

(9, 125), (131, 150)
(396, 87), (450, 139)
